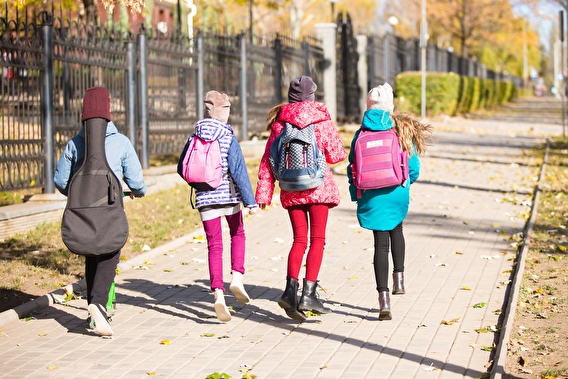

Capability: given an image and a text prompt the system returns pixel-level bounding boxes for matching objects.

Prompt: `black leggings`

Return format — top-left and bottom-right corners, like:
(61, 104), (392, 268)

(85, 250), (120, 308)
(372, 222), (405, 293)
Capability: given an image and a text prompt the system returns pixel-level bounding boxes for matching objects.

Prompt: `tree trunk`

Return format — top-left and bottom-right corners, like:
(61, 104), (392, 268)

(82, 0), (98, 21)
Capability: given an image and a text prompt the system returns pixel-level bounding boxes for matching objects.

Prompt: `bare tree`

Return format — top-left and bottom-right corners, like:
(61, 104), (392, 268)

(82, 0), (98, 20)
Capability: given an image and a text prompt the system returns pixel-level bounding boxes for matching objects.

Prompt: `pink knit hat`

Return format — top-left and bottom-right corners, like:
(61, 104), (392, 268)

(81, 86), (111, 122)
(204, 90), (231, 123)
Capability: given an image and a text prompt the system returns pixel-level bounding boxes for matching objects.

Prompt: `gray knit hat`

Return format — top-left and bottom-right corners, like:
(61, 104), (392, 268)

(288, 76), (317, 103)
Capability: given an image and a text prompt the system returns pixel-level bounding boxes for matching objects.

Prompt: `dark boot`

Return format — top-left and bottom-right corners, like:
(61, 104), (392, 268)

(378, 291), (392, 321)
(278, 277), (306, 321)
(392, 272), (405, 295)
(298, 279), (331, 315)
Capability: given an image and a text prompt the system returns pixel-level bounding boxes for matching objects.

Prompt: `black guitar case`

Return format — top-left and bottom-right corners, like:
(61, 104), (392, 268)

(61, 118), (128, 256)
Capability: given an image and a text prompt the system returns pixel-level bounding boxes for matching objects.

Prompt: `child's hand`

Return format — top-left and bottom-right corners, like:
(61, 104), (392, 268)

(258, 203), (267, 210)
(248, 206), (258, 216)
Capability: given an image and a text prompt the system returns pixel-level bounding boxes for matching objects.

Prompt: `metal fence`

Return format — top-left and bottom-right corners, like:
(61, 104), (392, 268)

(1, 9), (522, 193)
(0, 11), (324, 192)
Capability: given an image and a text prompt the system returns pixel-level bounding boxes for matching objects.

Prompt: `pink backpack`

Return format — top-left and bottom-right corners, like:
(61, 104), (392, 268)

(350, 128), (408, 197)
(179, 135), (223, 191)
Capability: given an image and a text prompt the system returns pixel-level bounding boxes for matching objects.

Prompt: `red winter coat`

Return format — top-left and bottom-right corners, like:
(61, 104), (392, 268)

(255, 101), (347, 209)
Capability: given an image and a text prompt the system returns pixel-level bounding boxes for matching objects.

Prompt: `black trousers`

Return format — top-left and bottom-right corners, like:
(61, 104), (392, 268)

(372, 222), (405, 293)
(85, 250), (120, 309)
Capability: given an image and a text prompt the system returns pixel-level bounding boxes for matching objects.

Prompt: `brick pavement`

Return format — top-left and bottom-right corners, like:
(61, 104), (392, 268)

(0, 118), (560, 379)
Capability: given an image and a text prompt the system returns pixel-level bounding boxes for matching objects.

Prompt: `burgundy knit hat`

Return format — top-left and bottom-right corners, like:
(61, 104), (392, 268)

(204, 90), (231, 123)
(288, 76), (317, 103)
(81, 86), (111, 122)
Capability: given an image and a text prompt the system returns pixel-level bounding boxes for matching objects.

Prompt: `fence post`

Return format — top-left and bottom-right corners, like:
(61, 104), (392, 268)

(356, 35), (368, 120)
(239, 34), (248, 140)
(40, 11), (55, 193)
(368, 36), (375, 87)
(126, 37), (136, 146)
(137, 28), (149, 169)
(274, 36), (283, 104)
(302, 40), (309, 75)
(196, 36), (204, 120)
(384, 35), (390, 83)
(316, 22), (338, 124)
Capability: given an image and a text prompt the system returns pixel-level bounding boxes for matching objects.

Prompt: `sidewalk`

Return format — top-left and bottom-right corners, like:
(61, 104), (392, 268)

(0, 118), (560, 379)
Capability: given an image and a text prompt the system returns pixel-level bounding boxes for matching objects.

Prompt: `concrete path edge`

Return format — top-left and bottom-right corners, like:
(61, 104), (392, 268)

(490, 139), (550, 378)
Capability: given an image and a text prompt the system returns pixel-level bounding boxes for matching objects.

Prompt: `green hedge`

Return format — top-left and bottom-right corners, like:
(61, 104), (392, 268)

(395, 71), (517, 117)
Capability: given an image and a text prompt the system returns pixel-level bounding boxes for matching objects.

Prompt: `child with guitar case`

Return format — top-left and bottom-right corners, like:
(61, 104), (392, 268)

(54, 86), (147, 337)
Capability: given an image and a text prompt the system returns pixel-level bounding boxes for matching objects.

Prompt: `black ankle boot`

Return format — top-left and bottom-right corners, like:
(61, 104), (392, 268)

(298, 279), (331, 315)
(278, 277), (306, 321)
(392, 272), (405, 295)
(378, 291), (392, 320)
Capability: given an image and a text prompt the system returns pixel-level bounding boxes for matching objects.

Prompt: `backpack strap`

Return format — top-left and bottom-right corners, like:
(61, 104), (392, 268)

(189, 187), (196, 209)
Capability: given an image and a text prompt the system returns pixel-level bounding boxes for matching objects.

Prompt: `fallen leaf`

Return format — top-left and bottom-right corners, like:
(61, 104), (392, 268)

(473, 302), (486, 309)
(441, 317), (461, 325)
(423, 363), (439, 371)
(481, 344), (495, 351)
(47, 365), (58, 370)
(201, 333), (215, 337)
(160, 340), (170, 345)
(147, 371), (157, 376)
(460, 286), (471, 291)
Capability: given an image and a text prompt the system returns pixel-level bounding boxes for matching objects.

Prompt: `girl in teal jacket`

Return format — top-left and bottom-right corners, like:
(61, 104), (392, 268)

(347, 83), (432, 321)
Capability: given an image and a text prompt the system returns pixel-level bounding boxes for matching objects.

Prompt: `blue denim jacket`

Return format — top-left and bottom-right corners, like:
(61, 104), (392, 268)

(54, 121), (147, 197)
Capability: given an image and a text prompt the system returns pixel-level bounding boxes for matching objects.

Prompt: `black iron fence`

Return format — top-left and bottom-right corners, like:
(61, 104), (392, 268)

(1, 9), (522, 193)
(1, 11), (323, 192)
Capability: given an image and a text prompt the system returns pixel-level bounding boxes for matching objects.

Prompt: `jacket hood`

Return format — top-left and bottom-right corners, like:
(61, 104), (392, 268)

(195, 118), (234, 141)
(277, 101), (331, 128)
(361, 109), (393, 131)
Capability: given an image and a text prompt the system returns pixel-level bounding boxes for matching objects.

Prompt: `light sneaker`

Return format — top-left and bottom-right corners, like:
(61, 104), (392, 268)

(88, 303), (113, 336)
(229, 271), (251, 303)
(213, 289), (231, 322)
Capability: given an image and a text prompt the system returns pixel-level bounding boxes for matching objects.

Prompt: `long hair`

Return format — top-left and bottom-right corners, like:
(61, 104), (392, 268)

(391, 111), (433, 156)
(266, 103), (286, 131)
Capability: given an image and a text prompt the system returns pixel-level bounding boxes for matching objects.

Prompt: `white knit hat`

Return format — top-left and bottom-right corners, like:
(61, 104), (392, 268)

(366, 83), (394, 112)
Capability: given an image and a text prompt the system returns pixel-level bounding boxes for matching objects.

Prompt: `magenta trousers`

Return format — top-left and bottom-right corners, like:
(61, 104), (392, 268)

(202, 210), (246, 291)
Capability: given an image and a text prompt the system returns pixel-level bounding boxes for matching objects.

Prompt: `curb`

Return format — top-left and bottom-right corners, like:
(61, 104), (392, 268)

(490, 139), (550, 378)
(0, 228), (205, 329)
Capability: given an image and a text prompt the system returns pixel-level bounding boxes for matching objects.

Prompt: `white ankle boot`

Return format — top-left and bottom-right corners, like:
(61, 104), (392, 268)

(229, 271), (251, 303)
(214, 289), (231, 322)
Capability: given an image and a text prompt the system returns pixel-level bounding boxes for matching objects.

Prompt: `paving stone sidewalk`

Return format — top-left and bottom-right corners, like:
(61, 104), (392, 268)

(0, 118), (560, 379)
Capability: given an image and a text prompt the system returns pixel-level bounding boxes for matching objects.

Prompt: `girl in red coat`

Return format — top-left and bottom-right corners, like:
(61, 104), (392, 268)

(255, 76), (347, 321)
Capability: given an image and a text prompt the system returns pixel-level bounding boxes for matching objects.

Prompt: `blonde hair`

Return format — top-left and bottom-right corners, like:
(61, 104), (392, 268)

(391, 111), (433, 156)
(266, 103), (286, 131)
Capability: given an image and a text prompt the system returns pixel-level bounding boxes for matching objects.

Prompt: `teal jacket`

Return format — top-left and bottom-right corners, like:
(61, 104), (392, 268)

(347, 109), (420, 231)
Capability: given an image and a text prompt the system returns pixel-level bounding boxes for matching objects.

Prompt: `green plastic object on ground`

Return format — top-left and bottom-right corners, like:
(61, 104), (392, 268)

(106, 282), (116, 317)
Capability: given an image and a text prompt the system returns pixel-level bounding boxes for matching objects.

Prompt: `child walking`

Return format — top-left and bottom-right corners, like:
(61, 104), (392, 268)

(256, 76), (347, 321)
(347, 83), (432, 320)
(54, 86), (147, 336)
(178, 90), (258, 322)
